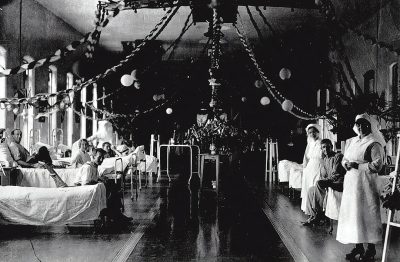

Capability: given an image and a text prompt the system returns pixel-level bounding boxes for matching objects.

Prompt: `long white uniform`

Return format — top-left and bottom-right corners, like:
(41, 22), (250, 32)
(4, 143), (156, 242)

(336, 134), (383, 244)
(301, 139), (322, 213)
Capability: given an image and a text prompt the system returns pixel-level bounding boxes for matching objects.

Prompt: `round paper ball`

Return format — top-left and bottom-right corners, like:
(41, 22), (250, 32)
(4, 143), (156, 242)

(281, 99), (294, 111)
(12, 107), (19, 115)
(134, 81), (141, 90)
(279, 68), (292, 80)
(131, 69), (138, 80)
(6, 104), (12, 111)
(254, 80), (263, 88)
(241, 97), (247, 102)
(166, 108), (173, 114)
(120, 74), (134, 87)
(260, 96), (270, 106)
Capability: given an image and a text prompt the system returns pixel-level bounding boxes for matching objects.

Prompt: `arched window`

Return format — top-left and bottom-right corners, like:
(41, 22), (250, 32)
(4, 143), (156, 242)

(363, 70), (375, 94)
(0, 46), (6, 128)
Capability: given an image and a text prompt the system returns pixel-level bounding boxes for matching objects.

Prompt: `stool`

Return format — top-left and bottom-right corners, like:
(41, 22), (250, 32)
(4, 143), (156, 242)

(265, 138), (279, 183)
(199, 154), (220, 194)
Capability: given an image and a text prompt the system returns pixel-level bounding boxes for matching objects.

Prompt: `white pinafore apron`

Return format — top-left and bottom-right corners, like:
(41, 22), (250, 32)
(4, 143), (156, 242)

(336, 135), (382, 244)
(301, 139), (322, 213)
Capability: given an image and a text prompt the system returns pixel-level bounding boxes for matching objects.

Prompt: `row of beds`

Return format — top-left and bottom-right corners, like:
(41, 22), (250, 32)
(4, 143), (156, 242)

(0, 150), (158, 226)
(278, 159), (400, 228)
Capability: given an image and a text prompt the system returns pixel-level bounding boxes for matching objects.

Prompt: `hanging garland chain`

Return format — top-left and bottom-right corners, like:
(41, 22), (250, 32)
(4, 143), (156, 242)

(234, 19), (320, 120)
(208, 5), (222, 108)
(85, 91), (179, 119)
(85, 1), (125, 59)
(0, 1), (124, 77)
(318, 0), (399, 56)
(0, 4), (179, 107)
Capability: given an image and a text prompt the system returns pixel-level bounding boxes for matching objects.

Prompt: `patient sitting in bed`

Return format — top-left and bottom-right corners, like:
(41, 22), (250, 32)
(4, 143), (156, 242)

(44, 148), (132, 224)
(9, 128), (52, 168)
(70, 138), (91, 168)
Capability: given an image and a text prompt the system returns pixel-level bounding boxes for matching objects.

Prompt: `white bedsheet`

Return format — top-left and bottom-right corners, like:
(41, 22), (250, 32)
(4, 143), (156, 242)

(17, 168), (81, 187)
(0, 184), (106, 225)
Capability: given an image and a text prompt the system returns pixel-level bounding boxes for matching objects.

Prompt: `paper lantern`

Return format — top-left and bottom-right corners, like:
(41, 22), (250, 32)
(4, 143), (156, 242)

(166, 108), (173, 115)
(120, 74), (134, 87)
(279, 68), (292, 80)
(153, 95), (159, 101)
(134, 81), (141, 89)
(260, 96), (270, 106)
(131, 69), (138, 80)
(281, 99), (294, 111)
(254, 80), (263, 88)
(241, 97), (247, 102)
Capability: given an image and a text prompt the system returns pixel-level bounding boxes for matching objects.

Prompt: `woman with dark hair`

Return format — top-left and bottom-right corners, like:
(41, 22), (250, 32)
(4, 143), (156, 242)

(337, 113), (385, 261)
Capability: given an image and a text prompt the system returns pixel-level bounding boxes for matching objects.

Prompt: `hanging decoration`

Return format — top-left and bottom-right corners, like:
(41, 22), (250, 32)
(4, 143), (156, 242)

(0, 4), (179, 109)
(234, 16), (320, 121)
(260, 96), (270, 106)
(120, 74), (135, 86)
(208, 4), (222, 109)
(281, 99), (294, 112)
(166, 107), (173, 114)
(254, 79), (263, 88)
(0, 1), (122, 77)
(279, 68), (292, 80)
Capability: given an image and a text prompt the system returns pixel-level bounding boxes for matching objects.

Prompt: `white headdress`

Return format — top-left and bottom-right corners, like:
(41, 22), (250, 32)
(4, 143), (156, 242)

(305, 123), (321, 133)
(353, 113), (386, 146)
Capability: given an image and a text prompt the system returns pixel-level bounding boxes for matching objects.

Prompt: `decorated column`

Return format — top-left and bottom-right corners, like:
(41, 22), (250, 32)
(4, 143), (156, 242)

(49, 65), (58, 145)
(66, 73), (74, 147)
(80, 84), (87, 138)
(26, 68), (35, 148)
(92, 83), (98, 136)
(0, 47), (7, 128)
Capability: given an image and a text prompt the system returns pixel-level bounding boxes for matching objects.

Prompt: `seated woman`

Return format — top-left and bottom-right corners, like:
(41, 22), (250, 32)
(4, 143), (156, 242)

(102, 142), (116, 158)
(70, 139), (91, 168)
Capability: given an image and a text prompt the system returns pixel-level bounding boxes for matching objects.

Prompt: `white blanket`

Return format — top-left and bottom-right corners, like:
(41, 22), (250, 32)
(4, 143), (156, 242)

(99, 154), (158, 177)
(16, 168), (81, 187)
(0, 184), (106, 225)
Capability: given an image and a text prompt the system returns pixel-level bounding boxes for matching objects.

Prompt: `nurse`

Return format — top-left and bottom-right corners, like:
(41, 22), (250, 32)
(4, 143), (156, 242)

(337, 113), (385, 261)
(300, 124), (322, 213)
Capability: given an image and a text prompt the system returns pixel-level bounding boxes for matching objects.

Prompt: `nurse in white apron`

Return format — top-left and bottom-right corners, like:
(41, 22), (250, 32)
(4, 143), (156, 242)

(337, 114), (385, 261)
(301, 124), (322, 213)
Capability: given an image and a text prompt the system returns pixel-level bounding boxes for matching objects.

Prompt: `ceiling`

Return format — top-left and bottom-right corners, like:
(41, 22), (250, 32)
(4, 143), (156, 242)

(35, 0), (324, 57)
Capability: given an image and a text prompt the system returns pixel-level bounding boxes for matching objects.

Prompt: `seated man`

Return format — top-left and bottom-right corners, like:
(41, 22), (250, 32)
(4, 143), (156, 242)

(70, 139), (91, 168)
(9, 128), (52, 168)
(303, 139), (345, 226)
(45, 148), (132, 223)
(102, 142), (116, 158)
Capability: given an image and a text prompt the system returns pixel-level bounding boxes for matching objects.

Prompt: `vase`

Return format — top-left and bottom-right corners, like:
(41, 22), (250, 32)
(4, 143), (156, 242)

(209, 143), (216, 155)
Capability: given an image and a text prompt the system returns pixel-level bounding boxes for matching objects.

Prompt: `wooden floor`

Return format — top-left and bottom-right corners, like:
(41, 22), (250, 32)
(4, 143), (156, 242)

(250, 179), (400, 262)
(0, 171), (293, 262)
